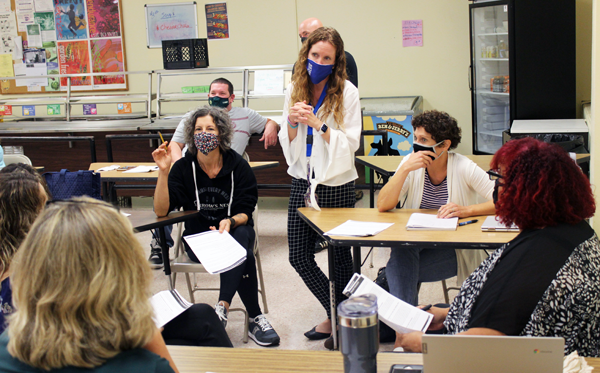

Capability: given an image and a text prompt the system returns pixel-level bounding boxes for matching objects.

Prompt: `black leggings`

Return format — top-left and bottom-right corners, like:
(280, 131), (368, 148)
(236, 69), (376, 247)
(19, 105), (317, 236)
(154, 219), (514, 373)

(162, 303), (233, 347)
(185, 225), (262, 318)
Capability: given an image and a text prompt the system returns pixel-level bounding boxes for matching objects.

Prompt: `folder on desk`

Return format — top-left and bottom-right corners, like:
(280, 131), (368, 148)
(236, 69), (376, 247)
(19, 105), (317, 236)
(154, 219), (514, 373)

(343, 273), (433, 334)
(481, 215), (519, 232)
(406, 213), (458, 231)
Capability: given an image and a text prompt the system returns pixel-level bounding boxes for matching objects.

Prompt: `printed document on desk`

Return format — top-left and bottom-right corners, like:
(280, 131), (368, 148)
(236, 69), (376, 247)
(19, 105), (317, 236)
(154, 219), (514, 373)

(324, 220), (394, 237)
(406, 213), (458, 231)
(183, 230), (247, 274)
(150, 289), (193, 328)
(343, 273), (433, 334)
(123, 165), (159, 173)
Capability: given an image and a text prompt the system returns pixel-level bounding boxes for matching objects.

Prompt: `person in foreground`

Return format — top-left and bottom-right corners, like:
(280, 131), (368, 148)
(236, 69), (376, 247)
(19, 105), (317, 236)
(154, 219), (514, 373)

(0, 197), (179, 372)
(278, 27), (361, 347)
(396, 137), (600, 357)
(153, 106), (279, 347)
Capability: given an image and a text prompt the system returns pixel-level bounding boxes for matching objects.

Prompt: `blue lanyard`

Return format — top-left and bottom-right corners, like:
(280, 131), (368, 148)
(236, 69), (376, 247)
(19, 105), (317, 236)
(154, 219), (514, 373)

(306, 83), (328, 158)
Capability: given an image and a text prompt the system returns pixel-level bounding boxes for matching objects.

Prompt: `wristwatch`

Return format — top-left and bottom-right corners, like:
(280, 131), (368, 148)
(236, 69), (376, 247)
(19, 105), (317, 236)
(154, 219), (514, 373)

(318, 123), (328, 135)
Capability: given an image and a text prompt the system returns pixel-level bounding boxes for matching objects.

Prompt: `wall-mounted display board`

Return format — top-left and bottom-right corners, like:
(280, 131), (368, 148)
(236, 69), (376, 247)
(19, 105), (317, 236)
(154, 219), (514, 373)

(0, 0), (127, 94)
(145, 2), (198, 48)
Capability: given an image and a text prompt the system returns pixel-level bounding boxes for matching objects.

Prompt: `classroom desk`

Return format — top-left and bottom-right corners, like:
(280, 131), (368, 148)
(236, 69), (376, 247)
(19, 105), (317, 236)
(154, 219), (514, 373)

(297, 207), (518, 350)
(165, 345), (600, 372)
(90, 161), (279, 203)
(356, 153), (590, 208)
(129, 209), (200, 289)
(166, 345), (423, 373)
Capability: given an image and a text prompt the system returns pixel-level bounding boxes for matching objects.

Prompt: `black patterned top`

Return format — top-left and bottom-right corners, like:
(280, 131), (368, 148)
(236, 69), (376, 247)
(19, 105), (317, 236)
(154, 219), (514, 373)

(444, 221), (600, 357)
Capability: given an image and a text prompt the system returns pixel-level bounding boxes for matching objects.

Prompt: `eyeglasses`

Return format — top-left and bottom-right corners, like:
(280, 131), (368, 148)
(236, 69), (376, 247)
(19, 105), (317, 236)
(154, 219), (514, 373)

(487, 169), (504, 180)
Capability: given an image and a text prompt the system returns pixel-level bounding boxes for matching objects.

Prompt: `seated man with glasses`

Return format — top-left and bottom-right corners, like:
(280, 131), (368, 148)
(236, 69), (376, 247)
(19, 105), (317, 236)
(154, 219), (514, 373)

(377, 110), (496, 349)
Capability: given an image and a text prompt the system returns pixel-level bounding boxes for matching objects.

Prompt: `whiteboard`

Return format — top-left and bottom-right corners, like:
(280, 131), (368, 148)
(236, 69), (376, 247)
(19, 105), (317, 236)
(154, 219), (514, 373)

(145, 2), (199, 48)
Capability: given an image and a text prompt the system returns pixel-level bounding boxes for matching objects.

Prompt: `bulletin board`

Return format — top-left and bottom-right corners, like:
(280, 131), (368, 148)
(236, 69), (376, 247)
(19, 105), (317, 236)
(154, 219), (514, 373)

(145, 2), (198, 48)
(0, 0), (127, 94)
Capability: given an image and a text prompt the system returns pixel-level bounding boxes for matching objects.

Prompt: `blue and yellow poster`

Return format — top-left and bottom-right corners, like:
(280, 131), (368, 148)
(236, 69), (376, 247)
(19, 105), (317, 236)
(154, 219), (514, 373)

(54, 0), (88, 40)
(363, 115), (414, 156)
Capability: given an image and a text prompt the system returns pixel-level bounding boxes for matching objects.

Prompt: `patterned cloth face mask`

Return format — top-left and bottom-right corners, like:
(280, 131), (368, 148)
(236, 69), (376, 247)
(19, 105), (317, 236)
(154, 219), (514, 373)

(194, 132), (219, 155)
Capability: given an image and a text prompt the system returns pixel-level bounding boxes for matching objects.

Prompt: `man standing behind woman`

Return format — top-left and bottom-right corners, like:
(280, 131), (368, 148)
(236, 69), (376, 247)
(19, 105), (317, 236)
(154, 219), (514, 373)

(279, 27), (361, 347)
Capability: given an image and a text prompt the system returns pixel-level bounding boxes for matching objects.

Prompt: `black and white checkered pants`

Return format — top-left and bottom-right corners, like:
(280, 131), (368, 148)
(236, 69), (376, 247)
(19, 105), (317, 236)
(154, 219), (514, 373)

(288, 177), (355, 319)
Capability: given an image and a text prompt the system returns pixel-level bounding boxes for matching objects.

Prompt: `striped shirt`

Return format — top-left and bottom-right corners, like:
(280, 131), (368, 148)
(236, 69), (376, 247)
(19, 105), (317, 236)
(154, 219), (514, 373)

(420, 169), (448, 209)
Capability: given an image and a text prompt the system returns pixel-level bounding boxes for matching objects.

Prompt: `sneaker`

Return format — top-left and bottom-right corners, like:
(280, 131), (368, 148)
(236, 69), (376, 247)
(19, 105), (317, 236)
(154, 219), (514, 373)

(148, 239), (163, 269)
(215, 302), (228, 328)
(314, 238), (328, 253)
(248, 314), (280, 346)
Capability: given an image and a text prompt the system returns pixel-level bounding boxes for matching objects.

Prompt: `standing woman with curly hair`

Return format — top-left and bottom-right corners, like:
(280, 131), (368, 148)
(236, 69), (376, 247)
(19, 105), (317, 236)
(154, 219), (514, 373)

(377, 110), (496, 347)
(279, 27), (361, 345)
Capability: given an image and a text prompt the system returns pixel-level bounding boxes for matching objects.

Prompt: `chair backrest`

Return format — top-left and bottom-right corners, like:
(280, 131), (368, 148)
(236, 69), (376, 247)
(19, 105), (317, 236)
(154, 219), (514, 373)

(4, 154), (32, 166)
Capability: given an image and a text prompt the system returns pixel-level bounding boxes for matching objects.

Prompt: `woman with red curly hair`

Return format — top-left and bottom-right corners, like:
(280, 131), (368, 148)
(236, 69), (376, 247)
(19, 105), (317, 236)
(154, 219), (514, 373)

(396, 137), (600, 357)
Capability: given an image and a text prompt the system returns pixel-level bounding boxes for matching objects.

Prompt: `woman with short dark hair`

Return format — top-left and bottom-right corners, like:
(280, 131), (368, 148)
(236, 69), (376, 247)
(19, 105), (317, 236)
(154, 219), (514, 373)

(377, 110), (496, 347)
(396, 137), (600, 357)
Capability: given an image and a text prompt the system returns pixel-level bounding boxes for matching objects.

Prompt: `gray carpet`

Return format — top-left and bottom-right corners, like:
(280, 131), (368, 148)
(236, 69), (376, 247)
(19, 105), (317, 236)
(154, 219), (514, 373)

(138, 194), (456, 350)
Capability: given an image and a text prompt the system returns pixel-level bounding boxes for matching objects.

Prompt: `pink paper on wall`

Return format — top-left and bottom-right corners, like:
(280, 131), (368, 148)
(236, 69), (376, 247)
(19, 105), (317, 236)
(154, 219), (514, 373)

(402, 20), (423, 47)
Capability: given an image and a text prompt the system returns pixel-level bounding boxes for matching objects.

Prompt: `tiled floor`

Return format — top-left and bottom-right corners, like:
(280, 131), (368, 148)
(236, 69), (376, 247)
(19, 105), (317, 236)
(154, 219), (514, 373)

(136, 194), (454, 351)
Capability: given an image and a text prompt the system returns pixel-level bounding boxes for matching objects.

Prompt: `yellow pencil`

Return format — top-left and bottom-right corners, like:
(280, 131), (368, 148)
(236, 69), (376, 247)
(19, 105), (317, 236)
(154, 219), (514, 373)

(158, 131), (168, 149)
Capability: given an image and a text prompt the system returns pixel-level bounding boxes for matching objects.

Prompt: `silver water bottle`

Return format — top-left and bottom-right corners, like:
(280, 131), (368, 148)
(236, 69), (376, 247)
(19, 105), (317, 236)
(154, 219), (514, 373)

(338, 294), (379, 373)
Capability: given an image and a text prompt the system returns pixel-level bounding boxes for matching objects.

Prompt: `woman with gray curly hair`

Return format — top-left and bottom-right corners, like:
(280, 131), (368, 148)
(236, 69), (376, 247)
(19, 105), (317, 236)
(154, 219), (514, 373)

(152, 106), (280, 347)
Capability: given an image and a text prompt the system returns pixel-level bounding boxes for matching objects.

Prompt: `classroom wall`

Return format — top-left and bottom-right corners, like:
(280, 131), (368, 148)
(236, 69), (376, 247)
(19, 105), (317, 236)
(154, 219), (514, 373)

(1, 0), (593, 157)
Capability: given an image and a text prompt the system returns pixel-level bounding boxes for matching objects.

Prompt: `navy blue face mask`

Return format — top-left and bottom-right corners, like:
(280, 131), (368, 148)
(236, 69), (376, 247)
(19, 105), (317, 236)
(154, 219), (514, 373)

(209, 96), (230, 109)
(306, 59), (333, 85)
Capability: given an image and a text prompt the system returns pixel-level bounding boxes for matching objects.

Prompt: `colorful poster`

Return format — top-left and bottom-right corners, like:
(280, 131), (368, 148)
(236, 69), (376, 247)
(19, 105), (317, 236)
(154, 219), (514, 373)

(145, 2), (198, 48)
(86, 0), (121, 38)
(402, 20), (423, 47)
(54, 0), (87, 40)
(117, 102), (131, 114)
(0, 105), (12, 115)
(57, 40), (90, 86)
(34, 11), (56, 42)
(83, 103), (96, 115)
(205, 3), (228, 40)
(90, 38), (123, 85)
(47, 104), (60, 115)
(22, 105), (35, 116)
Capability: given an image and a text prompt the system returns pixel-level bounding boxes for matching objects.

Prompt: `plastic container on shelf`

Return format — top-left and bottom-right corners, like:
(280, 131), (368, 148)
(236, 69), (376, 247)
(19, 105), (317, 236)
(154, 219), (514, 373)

(162, 38), (209, 70)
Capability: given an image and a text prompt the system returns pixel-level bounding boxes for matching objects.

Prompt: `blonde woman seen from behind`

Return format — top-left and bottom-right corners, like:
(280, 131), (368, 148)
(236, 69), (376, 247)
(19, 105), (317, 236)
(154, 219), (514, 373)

(0, 197), (179, 373)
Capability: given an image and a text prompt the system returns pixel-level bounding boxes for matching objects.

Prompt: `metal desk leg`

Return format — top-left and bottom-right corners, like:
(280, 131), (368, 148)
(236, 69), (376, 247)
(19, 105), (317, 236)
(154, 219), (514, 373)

(328, 243), (338, 350)
(352, 246), (361, 274)
(101, 181), (109, 203)
(369, 168), (375, 209)
(158, 226), (174, 290)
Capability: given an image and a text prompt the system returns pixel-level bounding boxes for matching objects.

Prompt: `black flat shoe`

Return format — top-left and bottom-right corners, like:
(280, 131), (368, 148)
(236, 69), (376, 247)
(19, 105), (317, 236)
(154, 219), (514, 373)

(304, 326), (331, 340)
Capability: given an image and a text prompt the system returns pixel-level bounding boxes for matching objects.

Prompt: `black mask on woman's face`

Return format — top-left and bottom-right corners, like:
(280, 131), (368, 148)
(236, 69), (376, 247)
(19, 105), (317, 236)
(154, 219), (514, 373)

(493, 179), (502, 205)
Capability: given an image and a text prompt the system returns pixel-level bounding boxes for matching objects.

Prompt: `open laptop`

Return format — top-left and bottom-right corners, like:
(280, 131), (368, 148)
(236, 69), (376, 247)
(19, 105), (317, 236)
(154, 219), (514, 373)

(421, 335), (564, 373)
(481, 215), (520, 232)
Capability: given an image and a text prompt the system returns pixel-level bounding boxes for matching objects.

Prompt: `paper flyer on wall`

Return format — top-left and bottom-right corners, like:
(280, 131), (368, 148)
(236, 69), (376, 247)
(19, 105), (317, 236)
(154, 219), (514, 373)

(34, 12), (56, 42)
(57, 40), (90, 87)
(205, 2), (229, 39)
(26, 24), (42, 47)
(0, 0), (10, 14)
(14, 62), (46, 86)
(0, 53), (13, 77)
(54, 0), (87, 40)
(34, 0), (54, 12)
(16, 12), (34, 33)
(90, 38), (124, 85)
(23, 48), (45, 63)
(86, 0), (121, 38)
(0, 12), (18, 35)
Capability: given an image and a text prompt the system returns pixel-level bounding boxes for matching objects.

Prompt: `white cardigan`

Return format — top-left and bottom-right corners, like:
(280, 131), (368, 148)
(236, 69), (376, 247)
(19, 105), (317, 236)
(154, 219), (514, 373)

(279, 82), (361, 210)
(396, 151), (495, 282)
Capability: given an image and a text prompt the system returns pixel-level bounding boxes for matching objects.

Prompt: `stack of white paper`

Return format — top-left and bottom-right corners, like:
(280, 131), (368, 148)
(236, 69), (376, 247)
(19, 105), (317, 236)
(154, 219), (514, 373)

(96, 165), (120, 171)
(343, 273), (433, 334)
(123, 165), (159, 173)
(150, 289), (193, 328)
(324, 220), (394, 237)
(406, 213), (458, 231)
(183, 230), (247, 274)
